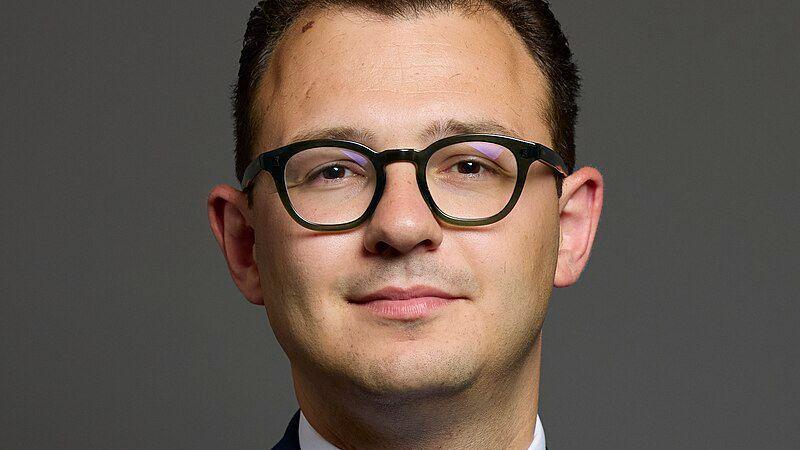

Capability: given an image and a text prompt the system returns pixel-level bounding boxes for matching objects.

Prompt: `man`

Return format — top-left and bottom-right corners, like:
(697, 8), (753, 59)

(208, 0), (603, 448)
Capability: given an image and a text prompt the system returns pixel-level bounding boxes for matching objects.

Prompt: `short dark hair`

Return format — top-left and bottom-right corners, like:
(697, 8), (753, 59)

(232, 0), (579, 199)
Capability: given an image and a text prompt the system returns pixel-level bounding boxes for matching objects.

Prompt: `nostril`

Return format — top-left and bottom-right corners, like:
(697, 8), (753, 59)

(375, 241), (400, 257)
(375, 239), (434, 257)
(375, 241), (392, 256)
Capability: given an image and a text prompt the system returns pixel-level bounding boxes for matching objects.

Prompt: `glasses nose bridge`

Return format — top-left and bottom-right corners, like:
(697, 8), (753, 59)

(375, 148), (419, 167)
(371, 147), (430, 210)
(368, 147), (438, 231)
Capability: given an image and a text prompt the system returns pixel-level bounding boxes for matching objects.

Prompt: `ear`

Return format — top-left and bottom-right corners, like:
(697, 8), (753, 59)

(554, 167), (604, 288)
(207, 184), (264, 305)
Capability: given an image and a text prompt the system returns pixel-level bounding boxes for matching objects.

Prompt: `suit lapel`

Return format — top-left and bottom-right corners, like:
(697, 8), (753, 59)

(271, 409), (301, 450)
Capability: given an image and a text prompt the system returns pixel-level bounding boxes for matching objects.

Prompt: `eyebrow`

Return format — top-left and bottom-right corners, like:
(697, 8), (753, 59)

(286, 118), (523, 147)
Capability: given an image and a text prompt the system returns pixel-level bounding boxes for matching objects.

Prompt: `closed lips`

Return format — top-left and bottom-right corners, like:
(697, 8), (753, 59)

(350, 285), (462, 303)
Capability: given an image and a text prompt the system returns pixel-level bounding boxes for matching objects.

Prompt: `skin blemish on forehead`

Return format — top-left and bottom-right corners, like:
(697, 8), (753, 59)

(301, 20), (315, 33)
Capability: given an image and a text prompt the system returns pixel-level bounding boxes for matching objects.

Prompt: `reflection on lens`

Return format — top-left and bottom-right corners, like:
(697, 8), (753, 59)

(284, 146), (377, 225)
(426, 141), (518, 219)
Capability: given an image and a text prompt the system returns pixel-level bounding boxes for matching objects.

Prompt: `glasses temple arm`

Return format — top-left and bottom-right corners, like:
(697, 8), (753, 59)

(535, 144), (569, 178)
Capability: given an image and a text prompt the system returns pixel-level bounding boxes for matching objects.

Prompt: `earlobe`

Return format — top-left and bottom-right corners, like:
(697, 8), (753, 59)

(207, 184), (264, 305)
(554, 167), (604, 288)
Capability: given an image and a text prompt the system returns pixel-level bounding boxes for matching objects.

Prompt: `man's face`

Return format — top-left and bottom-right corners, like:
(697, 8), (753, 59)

(250, 7), (560, 397)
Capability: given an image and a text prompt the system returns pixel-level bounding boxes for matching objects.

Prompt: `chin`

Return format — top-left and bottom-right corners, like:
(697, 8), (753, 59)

(344, 344), (482, 403)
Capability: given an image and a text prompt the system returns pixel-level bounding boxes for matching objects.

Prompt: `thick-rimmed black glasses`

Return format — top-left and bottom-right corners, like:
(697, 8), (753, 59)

(239, 133), (569, 231)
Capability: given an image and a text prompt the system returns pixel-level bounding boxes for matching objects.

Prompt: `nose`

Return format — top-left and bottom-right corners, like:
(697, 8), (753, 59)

(363, 161), (443, 256)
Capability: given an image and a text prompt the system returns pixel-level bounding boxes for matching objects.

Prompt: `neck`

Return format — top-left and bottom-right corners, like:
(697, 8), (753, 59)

(293, 333), (542, 450)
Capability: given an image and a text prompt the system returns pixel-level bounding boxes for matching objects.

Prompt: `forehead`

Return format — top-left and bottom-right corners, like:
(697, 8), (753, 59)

(256, 6), (551, 150)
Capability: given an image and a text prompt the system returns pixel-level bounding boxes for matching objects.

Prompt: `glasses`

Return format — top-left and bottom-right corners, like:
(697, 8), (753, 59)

(239, 133), (569, 231)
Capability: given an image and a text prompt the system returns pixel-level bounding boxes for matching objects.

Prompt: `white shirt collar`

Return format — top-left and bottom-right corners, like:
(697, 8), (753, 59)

(298, 410), (546, 450)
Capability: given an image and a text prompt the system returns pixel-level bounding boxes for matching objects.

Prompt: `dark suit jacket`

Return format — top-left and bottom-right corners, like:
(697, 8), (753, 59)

(272, 409), (550, 450)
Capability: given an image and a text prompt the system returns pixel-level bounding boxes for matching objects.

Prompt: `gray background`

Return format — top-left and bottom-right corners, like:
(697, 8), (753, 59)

(2, 1), (798, 449)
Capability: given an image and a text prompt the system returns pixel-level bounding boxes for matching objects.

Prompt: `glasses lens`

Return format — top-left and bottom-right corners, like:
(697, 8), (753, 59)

(284, 146), (377, 225)
(426, 141), (518, 220)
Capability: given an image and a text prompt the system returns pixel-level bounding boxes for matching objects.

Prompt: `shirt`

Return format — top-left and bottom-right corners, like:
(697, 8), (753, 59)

(298, 410), (546, 450)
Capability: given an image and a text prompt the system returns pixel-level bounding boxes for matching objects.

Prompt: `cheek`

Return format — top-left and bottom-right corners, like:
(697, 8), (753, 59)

(255, 226), (369, 368)
(254, 204), (359, 318)
(252, 199), (313, 324)
(458, 191), (559, 323)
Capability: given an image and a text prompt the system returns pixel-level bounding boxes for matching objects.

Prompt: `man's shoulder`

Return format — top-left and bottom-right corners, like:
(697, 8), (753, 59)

(271, 409), (301, 450)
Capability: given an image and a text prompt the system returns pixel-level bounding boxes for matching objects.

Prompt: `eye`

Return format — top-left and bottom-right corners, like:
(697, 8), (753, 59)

(317, 164), (350, 180)
(440, 158), (497, 177)
(305, 162), (364, 185)
(453, 160), (487, 175)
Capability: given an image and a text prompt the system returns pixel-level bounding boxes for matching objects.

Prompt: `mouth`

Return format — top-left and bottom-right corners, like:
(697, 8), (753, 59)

(348, 285), (467, 321)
